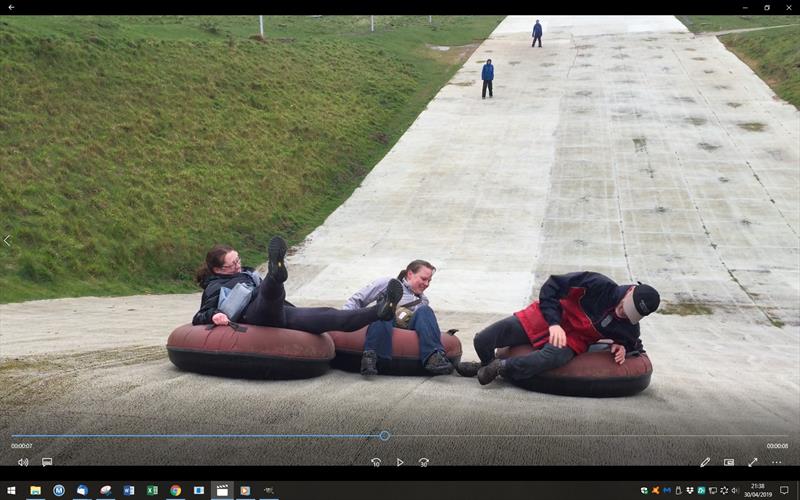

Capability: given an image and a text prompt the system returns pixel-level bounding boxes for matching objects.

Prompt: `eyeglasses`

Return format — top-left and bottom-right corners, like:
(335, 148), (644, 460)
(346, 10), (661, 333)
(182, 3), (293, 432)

(221, 257), (241, 270)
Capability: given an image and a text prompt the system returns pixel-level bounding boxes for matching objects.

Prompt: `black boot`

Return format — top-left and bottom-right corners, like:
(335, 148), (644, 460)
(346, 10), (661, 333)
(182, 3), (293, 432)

(477, 358), (504, 385)
(424, 351), (454, 375)
(455, 361), (481, 377)
(267, 236), (288, 283)
(376, 278), (403, 321)
(361, 350), (378, 376)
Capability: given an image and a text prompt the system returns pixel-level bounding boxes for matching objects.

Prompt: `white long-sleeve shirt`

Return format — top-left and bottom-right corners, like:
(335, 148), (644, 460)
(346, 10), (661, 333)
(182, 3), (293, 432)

(342, 276), (429, 312)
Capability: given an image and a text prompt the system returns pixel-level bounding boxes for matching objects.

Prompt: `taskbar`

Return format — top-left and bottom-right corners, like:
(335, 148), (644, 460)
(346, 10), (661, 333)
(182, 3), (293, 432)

(1, 477), (798, 500)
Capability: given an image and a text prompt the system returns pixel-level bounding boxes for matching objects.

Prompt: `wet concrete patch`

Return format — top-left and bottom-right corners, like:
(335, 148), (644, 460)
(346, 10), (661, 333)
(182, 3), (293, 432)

(612, 45), (625, 50)
(541, 62), (554, 66)
(726, 102), (742, 108)
(576, 53), (593, 58)
(698, 142), (721, 151)
(644, 37), (659, 42)
(449, 81), (475, 86)
(738, 122), (766, 132)
(719, 176), (730, 183)
(575, 90), (592, 97)
(655, 206), (668, 213)
(684, 47), (696, 51)
(692, 57), (707, 61)
(612, 53), (630, 59)
(633, 137), (647, 152)
(714, 85), (730, 90)
(575, 44), (595, 49)
(765, 149), (786, 160)
(704, 70), (715, 74)
(659, 302), (713, 316)
(686, 117), (707, 126)
(674, 96), (696, 103)
(578, 63), (592, 67)
(508, 61), (521, 65)
(610, 65), (633, 72)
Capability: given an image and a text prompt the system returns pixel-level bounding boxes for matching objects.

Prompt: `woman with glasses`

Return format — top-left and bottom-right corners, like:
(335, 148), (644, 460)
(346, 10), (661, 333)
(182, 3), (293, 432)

(192, 236), (403, 334)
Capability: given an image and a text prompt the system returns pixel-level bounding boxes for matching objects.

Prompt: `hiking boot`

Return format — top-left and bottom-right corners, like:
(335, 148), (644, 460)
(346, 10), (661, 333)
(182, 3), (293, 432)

(477, 358), (504, 385)
(455, 361), (481, 378)
(360, 350), (378, 376)
(424, 351), (454, 375)
(376, 278), (403, 321)
(267, 236), (288, 283)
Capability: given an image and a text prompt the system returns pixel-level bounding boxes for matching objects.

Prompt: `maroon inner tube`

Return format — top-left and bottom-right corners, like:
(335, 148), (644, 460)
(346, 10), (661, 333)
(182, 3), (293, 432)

(166, 323), (335, 379)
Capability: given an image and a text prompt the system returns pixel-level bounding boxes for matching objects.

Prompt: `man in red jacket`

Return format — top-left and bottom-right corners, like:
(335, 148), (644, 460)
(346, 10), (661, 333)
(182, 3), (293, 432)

(457, 271), (660, 385)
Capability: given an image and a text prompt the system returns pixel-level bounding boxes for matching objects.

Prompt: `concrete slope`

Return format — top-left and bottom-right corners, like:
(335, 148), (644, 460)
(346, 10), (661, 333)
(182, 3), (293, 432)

(1, 15), (797, 467)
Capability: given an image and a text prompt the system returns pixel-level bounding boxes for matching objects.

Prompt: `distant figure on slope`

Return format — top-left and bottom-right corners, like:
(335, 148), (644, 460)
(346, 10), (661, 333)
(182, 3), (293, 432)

(532, 19), (543, 47)
(481, 58), (494, 99)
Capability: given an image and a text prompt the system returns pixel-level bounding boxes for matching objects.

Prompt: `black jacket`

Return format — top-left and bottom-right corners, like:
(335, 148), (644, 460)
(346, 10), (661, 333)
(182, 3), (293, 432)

(538, 271), (645, 353)
(192, 268), (261, 325)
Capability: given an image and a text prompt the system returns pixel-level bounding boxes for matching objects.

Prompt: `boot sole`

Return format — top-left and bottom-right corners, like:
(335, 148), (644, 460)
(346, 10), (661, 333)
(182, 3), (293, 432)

(268, 236), (288, 281)
(377, 278), (403, 320)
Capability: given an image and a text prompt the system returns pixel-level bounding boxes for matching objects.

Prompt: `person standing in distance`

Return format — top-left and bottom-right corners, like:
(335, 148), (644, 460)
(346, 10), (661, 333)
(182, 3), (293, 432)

(532, 19), (543, 47)
(481, 58), (494, 99)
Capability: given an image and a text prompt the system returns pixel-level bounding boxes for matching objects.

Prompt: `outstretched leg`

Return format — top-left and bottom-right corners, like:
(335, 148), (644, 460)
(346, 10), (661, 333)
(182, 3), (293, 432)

(240, 236), (289, 326)
(284, 279), (404, 334)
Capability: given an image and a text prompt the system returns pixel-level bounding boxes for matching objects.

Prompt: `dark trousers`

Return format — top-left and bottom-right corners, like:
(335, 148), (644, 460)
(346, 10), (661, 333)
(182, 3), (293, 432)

(482, 80), (493, 98)
(364, 305), (444, 365)
(473, 315), (574, 380)
(243, 276), (379, 334)
(532, 35), (542, 47)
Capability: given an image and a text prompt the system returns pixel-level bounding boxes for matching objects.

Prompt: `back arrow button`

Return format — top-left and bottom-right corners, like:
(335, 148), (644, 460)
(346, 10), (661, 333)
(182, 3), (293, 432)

(3, 235), (10, 247)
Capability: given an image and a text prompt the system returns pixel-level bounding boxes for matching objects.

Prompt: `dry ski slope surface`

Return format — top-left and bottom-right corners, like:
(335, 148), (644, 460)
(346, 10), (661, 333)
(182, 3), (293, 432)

(1, 16), (798, 466)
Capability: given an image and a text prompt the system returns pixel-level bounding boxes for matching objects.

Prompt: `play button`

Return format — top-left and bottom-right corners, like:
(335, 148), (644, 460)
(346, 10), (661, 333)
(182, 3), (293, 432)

(396, 458), (404, 466)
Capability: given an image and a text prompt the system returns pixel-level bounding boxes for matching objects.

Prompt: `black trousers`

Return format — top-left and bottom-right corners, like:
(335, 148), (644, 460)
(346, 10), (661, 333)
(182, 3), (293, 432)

(473, 315), (575, 380)
(482, 80), (493, 98)
(532, 35), (542, 47)
(243, 276), (380, 334)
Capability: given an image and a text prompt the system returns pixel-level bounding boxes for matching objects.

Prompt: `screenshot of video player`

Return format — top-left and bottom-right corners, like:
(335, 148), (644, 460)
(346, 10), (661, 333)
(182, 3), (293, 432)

(1, 0), (797, 496)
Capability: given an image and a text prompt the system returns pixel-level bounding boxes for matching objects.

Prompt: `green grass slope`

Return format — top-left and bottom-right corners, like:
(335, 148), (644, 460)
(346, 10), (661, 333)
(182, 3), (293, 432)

(679, 16), (800, 108)
(0, 15), (503, 303)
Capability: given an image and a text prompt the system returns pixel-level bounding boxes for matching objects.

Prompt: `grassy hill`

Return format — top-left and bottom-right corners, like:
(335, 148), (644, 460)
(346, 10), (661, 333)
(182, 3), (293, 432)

(0, 15), (502, 303)
(678, 16), (800, 107)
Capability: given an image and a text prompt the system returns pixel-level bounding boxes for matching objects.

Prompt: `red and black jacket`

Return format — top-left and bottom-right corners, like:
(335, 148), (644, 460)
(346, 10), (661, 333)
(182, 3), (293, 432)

(514, 271), (644, 355)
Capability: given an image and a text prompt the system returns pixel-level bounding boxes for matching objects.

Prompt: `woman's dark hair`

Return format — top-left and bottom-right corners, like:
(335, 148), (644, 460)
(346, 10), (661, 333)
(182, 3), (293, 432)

(195, 244), (235, 288)
(397, 259), (436, 280)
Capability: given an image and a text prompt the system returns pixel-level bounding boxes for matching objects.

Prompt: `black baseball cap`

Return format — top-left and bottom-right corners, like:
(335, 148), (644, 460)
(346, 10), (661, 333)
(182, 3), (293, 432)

(622, 283), (660, 324)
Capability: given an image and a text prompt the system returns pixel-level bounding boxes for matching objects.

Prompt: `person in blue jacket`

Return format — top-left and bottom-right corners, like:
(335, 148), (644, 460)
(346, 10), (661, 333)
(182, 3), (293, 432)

(481, 59), (494, 99)
(532, 20), (543, 47)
